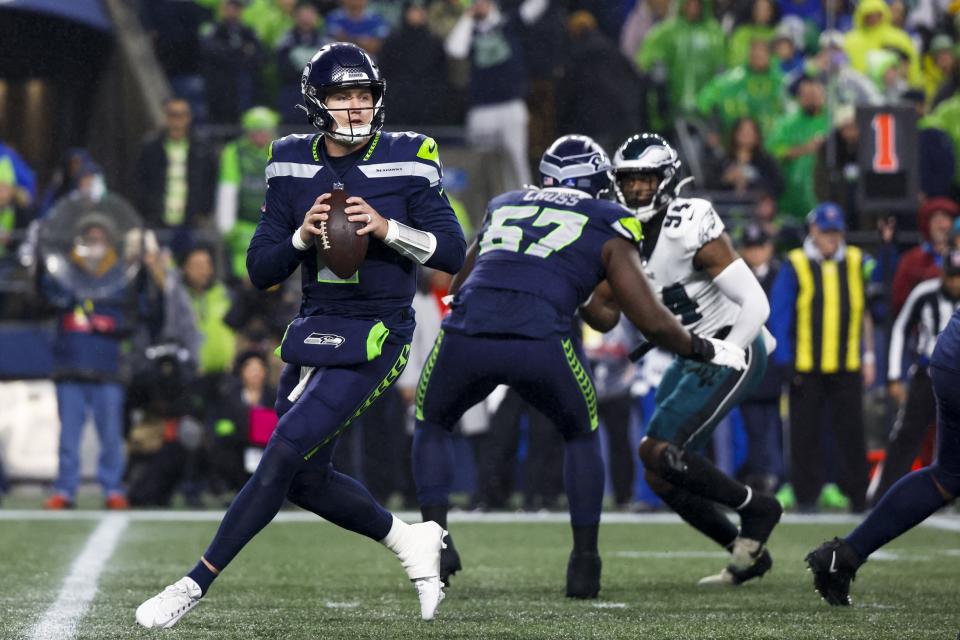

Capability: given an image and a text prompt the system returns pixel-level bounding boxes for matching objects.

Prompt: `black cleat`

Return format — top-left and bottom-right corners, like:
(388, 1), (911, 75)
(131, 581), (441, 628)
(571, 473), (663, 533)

(565, 552), (602, 599)
(739, 494), (784, 543)
(440, 535), (462, 587)
(698, 538), (772, 586)
(805, 537), (862, 606)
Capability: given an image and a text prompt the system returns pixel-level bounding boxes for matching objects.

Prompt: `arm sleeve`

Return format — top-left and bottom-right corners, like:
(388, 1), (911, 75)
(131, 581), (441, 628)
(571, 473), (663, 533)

(712, 258), (770, 348)
(405, 181), (466, 274)
(245, 179), (309, 290)
(887, 283), (926, 381)
(518, 0), (549, 24)
(445, 13), (473, 60)
(769, 261), (798, 367)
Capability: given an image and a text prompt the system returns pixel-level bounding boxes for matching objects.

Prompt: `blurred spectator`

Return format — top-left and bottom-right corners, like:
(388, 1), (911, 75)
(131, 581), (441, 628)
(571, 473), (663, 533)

(243, 0), (299, 50)
(0, 157), (29, 258)
(427, 0), (467, 39)
(813, 105), (861, 227)
(325, 0), (391, 57)
(697, 37), (784, 137)
(379, 1), (453, 126)
(891, 197), (960, 313)
(727, 0), (778, 68)
(770, 203), (875, 512)
(736, 223), (783, 495)
(866, 47), (911, 104)
(135, 98), (217, 231)
(931, 37), (960, 108)
(767, 75), (830, 220)
(706, 116), (784, 197)
(38, 149), (94, 217)
(843, 0), (922, 87)
(874, 249), (960, 503)
(41, 215), (151, 510)
(140, 0), (214, 120)
(915, 93), (958, 198)
(0, 140), (35, 207)
(557, 11), (643, 153)
(795, 30), (883, 107)
(923, 34), (957, 103)
(201, 0), (265, 124)
(620, 0), (670, 62)
(636, 0), (725, 127)
(771, 16), (807, 75)
(225, 276), (300, 351)
(180, 245), (237, 380)
(924, 92), (960, 192)
(207, 351), (277, 496)
(216, 106), (278, 279)
(446, 0), (550, 189)
(277, 1), (328, 123)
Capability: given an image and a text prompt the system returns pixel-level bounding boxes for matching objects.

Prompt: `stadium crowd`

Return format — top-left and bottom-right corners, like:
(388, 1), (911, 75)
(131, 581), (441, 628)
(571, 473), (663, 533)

(1, 0), (960, 515)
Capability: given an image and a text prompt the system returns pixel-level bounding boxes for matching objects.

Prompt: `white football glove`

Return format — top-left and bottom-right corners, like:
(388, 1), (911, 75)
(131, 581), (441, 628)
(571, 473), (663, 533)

(705, 338), (747, 371)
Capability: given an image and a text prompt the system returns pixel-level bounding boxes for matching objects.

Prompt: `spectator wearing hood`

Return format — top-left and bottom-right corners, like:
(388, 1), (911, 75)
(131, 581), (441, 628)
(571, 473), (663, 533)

(636, 0), (725, 127)
(891, 197), (960, 313)
(844, 0), (922, 87)
(727, 0), (779, 68)
(379, 1), (453, 126)
(276, 1), (328, 123)
(924, 92), (960, 192)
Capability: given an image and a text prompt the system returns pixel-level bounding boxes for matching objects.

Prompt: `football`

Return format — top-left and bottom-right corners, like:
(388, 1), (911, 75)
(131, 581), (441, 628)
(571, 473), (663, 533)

(315, 189), (369, 279)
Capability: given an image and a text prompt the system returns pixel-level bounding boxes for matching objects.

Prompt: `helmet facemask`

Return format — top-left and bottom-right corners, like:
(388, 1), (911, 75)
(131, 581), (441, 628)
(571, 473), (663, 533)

(612, 134), (683, 222)
(301, 79), (386, 145)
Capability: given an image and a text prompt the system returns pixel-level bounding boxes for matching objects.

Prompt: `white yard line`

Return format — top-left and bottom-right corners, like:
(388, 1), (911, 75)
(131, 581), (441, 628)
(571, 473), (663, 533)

(28, 513), (128, 640)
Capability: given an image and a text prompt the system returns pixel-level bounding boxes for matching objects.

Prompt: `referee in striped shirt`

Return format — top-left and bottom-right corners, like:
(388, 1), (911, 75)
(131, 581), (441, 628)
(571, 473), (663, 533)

(869, 248), (960, 503)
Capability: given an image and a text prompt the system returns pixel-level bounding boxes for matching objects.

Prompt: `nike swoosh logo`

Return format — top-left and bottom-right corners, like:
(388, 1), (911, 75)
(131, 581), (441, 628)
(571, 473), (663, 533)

(829, 551), (838, 574)
(428, 143), (436, 153)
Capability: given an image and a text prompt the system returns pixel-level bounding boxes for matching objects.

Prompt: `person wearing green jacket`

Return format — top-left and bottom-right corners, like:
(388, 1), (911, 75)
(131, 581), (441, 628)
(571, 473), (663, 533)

(636, 0), (726, 127)
(767, 75), (830, 220)
(697, 37), (785, 137)
(843, 0), (922, 87)
(924, 94), (960, 189)
(181, 245), (237, 377)
(726, 0), (778, 68)
(215, 106), (278, 279)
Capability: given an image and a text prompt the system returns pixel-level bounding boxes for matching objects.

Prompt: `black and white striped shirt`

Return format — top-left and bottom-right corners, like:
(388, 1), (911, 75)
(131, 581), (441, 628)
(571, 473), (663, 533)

(888, 277), (960, 380)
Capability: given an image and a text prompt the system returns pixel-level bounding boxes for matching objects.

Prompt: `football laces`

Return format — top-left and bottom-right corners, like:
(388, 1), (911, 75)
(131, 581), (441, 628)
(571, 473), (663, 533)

(318, 221), (331, 250)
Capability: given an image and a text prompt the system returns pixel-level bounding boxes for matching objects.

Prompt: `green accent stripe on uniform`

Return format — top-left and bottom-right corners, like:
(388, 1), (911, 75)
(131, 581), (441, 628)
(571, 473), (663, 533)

(303, 344), (411, 461)
(363, 131), (382, 161)
(561, 338), (599, 430)
(618, 216), (644, 243)
(312, 134), (321, 163)
(416, 136), (440, 166)
(366, 321), (390, 361)
(415, 329), (444, 421)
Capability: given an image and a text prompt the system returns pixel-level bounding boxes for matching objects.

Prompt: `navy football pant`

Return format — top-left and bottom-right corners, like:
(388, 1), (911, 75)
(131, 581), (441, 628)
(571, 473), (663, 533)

(413, 331), (604, 526)
(198, 344), (409, 575)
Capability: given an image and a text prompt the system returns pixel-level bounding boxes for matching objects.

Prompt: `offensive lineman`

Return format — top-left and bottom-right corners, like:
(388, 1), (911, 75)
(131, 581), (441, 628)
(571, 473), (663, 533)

(412, 134), (748, 598)
(612, 133), (783, 586)
(136, 43), (465, 628)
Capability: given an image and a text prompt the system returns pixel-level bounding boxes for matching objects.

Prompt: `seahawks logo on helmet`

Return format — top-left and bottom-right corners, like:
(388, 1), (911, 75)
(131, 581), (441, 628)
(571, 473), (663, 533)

(613, 133), (685, 222)
(299, 43), (386, 144)
(539, 134), (614, 199)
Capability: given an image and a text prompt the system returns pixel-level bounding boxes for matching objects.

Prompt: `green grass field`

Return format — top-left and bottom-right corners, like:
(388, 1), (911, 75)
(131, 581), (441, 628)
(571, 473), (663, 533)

(3, 511), (959, 640)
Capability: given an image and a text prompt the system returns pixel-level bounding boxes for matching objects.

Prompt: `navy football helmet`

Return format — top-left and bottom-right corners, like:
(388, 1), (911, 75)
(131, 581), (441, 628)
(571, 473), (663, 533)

(613, 133), (683, 221)
(539, 135), (613, 198)
(300, 43), (386, 144)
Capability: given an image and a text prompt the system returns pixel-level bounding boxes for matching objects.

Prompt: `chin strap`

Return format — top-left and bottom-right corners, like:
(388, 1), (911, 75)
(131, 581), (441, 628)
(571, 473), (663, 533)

(384, 219), (437, 264)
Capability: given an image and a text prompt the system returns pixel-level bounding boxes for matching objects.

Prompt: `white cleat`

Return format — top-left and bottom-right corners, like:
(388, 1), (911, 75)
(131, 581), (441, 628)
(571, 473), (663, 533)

(396, 521), (447, 620)
(135, 577), (202, 629)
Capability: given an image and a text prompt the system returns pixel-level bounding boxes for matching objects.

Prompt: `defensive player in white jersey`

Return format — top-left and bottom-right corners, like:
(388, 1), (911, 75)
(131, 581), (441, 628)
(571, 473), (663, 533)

(612, 133), (783, 585)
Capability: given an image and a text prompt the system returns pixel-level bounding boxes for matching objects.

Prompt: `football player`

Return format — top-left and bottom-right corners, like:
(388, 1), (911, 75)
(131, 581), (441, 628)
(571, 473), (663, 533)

(412, 134), (748, 598)
(806, 281), (960, 605)
(613, 133), (783, 586)
(136, 43), (466, 628)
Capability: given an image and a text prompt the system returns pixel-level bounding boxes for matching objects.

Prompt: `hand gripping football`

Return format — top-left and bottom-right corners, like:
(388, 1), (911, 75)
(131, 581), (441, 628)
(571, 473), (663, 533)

(316, 189), (369, 279)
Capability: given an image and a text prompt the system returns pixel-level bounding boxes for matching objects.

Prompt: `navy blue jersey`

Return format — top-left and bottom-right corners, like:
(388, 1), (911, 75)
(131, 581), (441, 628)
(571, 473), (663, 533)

(932, 307), (960, 372)
(246, 131), (465, 342)
(445, 187), (642, 337)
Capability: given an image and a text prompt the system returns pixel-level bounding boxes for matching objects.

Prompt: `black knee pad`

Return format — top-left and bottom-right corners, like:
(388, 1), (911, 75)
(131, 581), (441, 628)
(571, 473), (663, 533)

(656, 443), (688, 485)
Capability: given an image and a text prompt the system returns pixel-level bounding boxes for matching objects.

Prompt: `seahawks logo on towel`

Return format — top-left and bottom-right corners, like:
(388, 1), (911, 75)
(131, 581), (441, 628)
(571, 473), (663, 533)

(304, 333), (345, 348)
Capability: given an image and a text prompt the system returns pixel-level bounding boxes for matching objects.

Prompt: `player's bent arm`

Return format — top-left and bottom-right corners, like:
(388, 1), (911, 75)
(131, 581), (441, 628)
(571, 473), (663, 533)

(580, 280), (621, 333)
(246, 188), (322, 291)
(448, 239), (479, 297)
(403, 179), (467, 274)
(696, 235), (770, 348)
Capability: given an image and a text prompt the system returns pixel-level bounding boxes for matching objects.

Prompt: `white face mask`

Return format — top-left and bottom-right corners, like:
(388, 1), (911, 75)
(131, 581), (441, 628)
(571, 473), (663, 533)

(327, 122), (373, 145)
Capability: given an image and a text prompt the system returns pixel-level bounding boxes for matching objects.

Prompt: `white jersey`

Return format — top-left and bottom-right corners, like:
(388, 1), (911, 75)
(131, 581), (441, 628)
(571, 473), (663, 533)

(642, 197), (740, 338)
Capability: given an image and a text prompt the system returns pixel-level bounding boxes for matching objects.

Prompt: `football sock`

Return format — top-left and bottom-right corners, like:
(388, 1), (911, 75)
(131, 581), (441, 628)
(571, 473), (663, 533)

(657, 486), (739, 549)
(572, 524), (599, 554)
(421, 504), (449, 529)
(198, 438), (304, 585)
(659, 447), (750, 511)
(564, 432), (604, 527)
(412, 420), (455, 508)
(846, 467), (947, 561)
(186, 560), (217, 596)
(287, 467), (393, 540)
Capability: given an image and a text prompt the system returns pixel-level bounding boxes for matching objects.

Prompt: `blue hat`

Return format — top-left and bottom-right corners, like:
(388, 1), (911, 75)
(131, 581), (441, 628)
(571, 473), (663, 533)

(808, 202), (845, 232)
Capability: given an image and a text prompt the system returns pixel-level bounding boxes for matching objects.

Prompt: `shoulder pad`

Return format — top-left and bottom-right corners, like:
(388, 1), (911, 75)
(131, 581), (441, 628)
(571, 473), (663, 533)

(662, 197), (724, 248)
(265, 134), (321, 181)
(363, 131), (443, 186)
